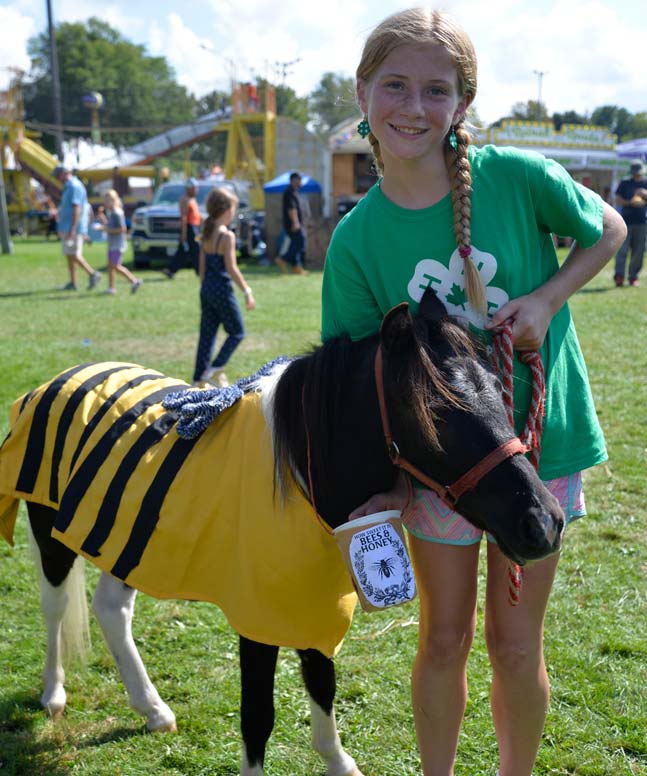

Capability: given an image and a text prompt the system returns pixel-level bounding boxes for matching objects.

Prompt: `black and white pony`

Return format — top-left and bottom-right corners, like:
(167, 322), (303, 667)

(0, 289), (563, 776)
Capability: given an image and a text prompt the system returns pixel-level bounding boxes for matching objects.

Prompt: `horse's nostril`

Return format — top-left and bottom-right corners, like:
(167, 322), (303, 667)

(541, 511), (564, 547)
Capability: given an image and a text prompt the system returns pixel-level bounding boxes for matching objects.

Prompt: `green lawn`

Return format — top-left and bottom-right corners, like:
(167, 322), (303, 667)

(0, 238), (645, 775)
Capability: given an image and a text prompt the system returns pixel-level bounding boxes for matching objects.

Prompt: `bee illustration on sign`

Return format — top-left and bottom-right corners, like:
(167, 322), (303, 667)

(372, 556), (396, 579)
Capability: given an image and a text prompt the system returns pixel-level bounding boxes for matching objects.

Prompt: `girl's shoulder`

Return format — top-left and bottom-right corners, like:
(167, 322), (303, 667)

(204, 226), (234, 252)
(470, 143), (547, 173)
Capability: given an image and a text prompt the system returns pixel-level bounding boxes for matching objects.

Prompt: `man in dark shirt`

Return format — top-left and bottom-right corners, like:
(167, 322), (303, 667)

(614, 159), (647, 286)
(276, 172), (308, 275)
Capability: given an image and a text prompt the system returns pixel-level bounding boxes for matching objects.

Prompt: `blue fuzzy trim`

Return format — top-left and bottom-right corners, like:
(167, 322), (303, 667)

(163, 355), (292, 439)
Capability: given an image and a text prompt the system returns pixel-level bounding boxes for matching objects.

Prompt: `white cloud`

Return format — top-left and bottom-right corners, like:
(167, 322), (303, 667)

(0, 5), (36, 87)
(0, 0), (645, 127)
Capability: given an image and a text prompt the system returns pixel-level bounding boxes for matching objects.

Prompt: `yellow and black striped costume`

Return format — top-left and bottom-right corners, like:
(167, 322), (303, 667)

(0, 363), (357, 657)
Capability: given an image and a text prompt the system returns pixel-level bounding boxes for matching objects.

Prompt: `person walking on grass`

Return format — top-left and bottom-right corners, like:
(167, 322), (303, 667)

(52, 164), (102, 291)
(96, 189), (142, 295)
(192, 187), (255, 389)
(164, 178), (202, 278)
(275, 171), (308, 276)
(613, 159), (647, 287)
(321, 8), (627, 776)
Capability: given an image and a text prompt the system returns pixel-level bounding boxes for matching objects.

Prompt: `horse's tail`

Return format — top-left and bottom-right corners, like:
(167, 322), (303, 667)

(27, 521), (91, 665)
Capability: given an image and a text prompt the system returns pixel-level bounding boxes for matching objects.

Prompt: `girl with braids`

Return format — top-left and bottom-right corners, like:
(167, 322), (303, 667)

(192, 187), (255, 388)
(321, 8), (626, 776)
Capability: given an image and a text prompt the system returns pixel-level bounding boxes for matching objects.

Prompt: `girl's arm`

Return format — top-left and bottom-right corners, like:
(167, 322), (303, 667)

(223, 231), (255, 309)
(198, 245), (206, 282)
(486, 203), (627, 349)
(179, 196), (188, 243)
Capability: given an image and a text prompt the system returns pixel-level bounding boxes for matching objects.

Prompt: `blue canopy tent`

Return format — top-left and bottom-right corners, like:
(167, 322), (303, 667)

(263, 172), (322, 194)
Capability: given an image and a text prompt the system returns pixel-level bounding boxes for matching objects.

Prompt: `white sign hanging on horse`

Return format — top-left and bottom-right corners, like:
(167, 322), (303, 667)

(334, 511), (416, 612)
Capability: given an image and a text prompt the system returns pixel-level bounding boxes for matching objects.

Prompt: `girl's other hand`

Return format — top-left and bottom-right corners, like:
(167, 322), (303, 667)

(485, 293), (552, 350)
(348, 472), (409, 519)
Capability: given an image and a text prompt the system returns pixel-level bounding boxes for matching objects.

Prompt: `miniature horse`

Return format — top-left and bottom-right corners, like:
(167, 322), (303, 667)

(0, 289), (563, 776)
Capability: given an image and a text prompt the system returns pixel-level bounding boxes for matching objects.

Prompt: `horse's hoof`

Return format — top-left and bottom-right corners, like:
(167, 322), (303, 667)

(42, 688), (66, 720)
(147, 716), (177, 733)
(44, 702), (65, 720)
(146, 720), (177, 733)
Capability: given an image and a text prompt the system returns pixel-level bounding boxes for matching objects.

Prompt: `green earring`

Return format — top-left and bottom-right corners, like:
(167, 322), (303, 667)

(448, 126), (458, 150)
(357, 117), (371, 138)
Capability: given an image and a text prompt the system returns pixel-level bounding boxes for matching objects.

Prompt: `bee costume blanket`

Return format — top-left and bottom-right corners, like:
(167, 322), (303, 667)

(0, 363), (357, 658)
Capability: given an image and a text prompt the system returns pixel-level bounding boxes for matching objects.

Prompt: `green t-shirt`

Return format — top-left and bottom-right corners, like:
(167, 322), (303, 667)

(321, 144), (607, 480)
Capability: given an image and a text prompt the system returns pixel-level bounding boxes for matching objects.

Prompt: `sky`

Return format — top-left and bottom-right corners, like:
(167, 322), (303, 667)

(0, 0), (645, 128)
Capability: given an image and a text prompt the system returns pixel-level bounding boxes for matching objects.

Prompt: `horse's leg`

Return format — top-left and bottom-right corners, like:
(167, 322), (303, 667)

(297, 649), (363, 776)
(27, 502), (80, 719)
(92, 572), (176, 732)
(239, 636), (279, 776)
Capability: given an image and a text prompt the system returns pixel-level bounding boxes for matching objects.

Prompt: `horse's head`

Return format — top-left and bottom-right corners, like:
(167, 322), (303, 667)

(379, 288), (564, 565)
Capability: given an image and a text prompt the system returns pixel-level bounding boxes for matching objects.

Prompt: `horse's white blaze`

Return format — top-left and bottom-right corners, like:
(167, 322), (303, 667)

(255, 362), (310, 493)
(256, 361), (288, 433)
(92, 573), (176, 732)
(309, 701), (360, 776)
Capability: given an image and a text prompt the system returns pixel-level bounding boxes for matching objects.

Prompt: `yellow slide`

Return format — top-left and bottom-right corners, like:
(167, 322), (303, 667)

(15, 136), (62, 192)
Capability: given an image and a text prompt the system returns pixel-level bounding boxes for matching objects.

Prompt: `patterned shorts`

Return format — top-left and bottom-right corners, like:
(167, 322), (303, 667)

(404, 472), (585, 545)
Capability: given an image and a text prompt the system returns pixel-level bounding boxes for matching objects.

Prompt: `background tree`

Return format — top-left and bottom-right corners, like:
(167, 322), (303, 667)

(510, 99), (550, 121)
(590, 105), (635, 142)
(629, 112), (647, 139)
(23, 18), (195, 151)
(552, 110), (587, 130)
(308, 72), (357, 136)
(272, 82), (309, 125)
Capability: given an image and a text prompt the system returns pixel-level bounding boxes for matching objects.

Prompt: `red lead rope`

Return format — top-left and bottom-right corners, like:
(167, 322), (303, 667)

(491, 324), (546, 605)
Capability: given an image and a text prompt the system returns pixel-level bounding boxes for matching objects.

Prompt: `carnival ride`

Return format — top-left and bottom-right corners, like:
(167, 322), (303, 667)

(1, 68), (325, 235)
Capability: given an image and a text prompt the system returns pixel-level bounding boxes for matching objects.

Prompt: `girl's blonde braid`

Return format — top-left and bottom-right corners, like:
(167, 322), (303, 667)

(446, 124), (487, 314)
(367, 130), (384, 174)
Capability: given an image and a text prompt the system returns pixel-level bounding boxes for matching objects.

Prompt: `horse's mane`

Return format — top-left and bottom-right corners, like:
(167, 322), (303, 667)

(397, 313), (483, 449)
(272, 311), (486, 502)
(272, 333), (363, 500)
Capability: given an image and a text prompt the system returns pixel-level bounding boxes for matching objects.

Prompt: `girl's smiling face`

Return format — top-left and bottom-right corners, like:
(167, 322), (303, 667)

(357, 42), (471, 171)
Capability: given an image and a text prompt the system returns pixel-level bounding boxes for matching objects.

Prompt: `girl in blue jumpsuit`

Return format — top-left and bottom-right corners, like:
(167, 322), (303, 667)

(193, 188), (256, 387)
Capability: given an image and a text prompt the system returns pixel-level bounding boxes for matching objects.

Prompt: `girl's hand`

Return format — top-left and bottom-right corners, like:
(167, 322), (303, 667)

(244, 288), (256, 310)
(348, 472), (409, 519)
(485, 293), (552, 350)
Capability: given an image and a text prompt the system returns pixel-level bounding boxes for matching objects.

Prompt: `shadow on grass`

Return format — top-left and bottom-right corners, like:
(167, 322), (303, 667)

(0, 277), (169, 300)
(576, 286), (615, 295)
(0, 690), (145, 775)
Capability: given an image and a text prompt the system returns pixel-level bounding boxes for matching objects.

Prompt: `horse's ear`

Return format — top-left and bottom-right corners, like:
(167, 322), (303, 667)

(418, 286), (449, 323)
(380, 301), (416, 353)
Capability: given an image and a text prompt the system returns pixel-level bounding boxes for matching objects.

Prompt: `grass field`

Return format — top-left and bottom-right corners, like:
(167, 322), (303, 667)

(0, 238), (646, 776)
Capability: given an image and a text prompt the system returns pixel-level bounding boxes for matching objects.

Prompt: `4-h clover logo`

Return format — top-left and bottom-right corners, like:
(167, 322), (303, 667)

(406, 246), (509, 330)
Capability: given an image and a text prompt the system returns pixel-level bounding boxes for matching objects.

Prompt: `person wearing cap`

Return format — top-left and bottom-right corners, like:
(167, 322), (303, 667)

(276, 171), (308, 276)
(613, 159), (647, 287)
(52, 164), (102, 291)
(164, 178), (202, 278)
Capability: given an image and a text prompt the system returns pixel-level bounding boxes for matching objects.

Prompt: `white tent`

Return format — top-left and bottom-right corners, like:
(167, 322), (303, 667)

(616, 138), (647, 160)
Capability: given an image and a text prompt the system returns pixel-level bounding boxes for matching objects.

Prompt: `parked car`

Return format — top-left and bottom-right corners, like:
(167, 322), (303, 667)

(130, 178), (258, 268)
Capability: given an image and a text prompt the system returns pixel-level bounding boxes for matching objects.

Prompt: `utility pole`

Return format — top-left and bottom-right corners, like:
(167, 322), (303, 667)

(46, 0), (64, 160)
(533, 69), (548, 106)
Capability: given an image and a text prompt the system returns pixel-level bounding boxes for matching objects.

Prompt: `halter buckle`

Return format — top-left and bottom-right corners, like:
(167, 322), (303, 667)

(387, 440), (400, 462)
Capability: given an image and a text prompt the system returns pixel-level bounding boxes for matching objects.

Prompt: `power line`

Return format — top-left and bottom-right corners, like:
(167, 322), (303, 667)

(275, 58), (302, 85)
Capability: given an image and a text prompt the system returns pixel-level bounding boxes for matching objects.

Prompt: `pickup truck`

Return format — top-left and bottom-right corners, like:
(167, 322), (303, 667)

(130, 178), (256, 268)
